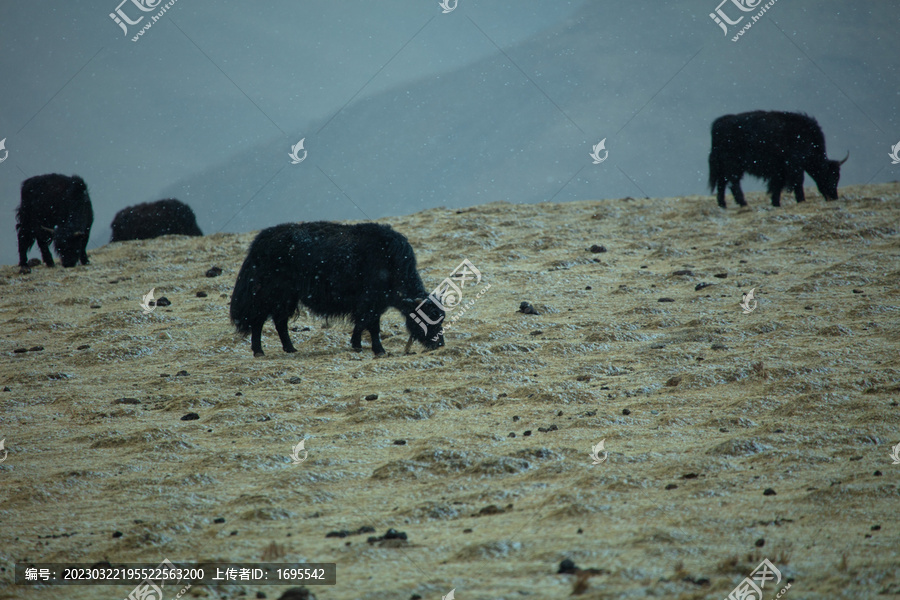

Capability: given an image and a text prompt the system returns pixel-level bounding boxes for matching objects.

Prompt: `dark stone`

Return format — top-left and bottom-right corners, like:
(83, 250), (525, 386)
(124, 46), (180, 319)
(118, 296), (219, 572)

(622, 408), (631, 415)
(695, 282), (713, 291)
(365, 394), (378, 401)
(206, 266), (223, 278)
(393, 440), (407, 445)
(755, 538), (765, 547)
(558, 559), (578, 574)
(176, 370), (189, 376)
(657, 297), (675, 303)
(214, 517), (225, 523)
(156, 297), (171, 307)
(518, 302), (540, 315)
(588, 245), (607, 253)
(114, 398), (140, 405)
(763, 488), (777, 496)
(523, 430), (532, 436)
(672, 269), (694, 276)
(287, 376), (302, 384)
(714, 273), (728, 279)
(112, 531), (123, 538)
(181, 412), (200, 421)
(665, 483), (678, 490)
(276, 587), (314, 600)
(196, 291), (208, 298)
(77, 344), (90, 350)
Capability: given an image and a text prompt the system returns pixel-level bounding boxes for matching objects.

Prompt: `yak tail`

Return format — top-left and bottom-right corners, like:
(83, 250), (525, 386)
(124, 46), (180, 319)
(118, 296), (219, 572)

(707, 151), (721, 193)
(229, 258), (261, 336)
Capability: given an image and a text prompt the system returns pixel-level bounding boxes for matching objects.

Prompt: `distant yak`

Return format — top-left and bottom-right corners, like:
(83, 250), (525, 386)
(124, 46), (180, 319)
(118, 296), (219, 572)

(708, 110), (848, 208)
(230, 222), (445, 357)
(110, 199), (203, 242)
(16, 174), (94, 274)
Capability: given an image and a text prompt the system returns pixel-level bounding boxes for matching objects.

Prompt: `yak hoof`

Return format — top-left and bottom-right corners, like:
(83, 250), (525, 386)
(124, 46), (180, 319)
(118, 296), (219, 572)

(19, 266), (31, 274)
(374, 351), (388, 359)
(352, 347), (363, 353)
(253, 350), (265, 358)
(283, 347), (297, 353)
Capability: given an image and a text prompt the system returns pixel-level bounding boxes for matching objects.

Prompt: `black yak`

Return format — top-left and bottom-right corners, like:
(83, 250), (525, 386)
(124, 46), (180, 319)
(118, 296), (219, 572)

(110, 199), (203, 242)
(708, 111), (848, 208)
(16, 174), (93, 274)
(230, 222), (446, 357)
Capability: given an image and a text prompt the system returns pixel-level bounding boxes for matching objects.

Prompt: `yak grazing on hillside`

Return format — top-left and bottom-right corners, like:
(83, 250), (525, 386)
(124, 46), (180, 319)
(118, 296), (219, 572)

(709, 111), (848, 208)
(111, 199), (203, 242)
(16, 174), (94, 274)
(230, 222), (446, 357)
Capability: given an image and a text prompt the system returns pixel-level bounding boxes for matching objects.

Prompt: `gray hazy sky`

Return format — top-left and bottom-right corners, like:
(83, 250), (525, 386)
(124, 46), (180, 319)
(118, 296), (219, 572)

(2, 1), (898, 266)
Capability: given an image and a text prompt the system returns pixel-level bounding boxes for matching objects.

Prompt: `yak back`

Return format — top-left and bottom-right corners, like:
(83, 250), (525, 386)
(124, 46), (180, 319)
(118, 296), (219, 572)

(709, 110), (828, 187)
(230, 221), (428, 334)
(17, 174), (92, 233)
(110, 198), (203, 242)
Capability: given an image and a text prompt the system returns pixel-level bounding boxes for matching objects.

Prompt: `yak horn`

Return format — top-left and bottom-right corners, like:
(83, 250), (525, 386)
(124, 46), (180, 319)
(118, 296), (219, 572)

(40, 225), (55, 233)
(838, 151), (849, 165)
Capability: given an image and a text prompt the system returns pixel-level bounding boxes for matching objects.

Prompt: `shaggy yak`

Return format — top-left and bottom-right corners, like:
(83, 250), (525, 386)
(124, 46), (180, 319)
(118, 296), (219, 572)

(708, 110), (848, 208)
(230, 221), (446, 357)
(110, 198), (203, 242)
(16, 173), (93, 273)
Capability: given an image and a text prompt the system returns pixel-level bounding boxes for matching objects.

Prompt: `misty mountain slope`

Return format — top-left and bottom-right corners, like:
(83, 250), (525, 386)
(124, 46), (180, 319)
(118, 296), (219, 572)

(160, 1), (893, 239)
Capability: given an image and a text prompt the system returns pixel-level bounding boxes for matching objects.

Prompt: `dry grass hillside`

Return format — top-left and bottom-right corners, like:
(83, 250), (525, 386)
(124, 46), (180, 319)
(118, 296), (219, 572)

(1, 184), (899, 600)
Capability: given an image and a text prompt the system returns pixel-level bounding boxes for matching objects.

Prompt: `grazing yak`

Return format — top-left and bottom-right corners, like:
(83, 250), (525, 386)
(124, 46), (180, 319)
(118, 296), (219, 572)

(708, 110), (848, 208)
(16, 174), (93, 274)
(230, 221), (445, 357)
(111, 199), (203, 242)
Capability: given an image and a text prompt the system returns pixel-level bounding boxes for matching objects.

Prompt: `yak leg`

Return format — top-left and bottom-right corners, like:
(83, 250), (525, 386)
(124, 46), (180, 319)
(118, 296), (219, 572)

(17, 229), (36, 272)
(350, 323), (364, 352)
(36, 234), (55, 267)
(367, 315), (386, 357)
(79, 238), (90, 265)
(730, 180), (747, 207)
(716, 179), (728, 208)
(250, 321), (265, 357)
(790, 172), (806, 203)
(767, 177), (785, 207)
(273, 315), (297, 354)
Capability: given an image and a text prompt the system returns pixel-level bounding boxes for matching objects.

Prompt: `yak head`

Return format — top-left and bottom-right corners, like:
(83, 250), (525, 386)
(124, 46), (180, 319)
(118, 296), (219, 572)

(45, 224), (86, 267)
(813, 151), (849, 201)
(402, 295), (446, 353)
